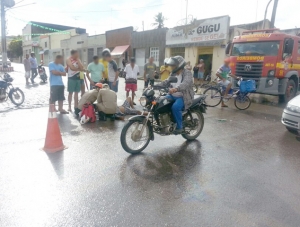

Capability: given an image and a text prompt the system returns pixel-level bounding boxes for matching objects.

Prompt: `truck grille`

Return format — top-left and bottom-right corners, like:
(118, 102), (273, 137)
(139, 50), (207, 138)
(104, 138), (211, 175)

(235, 62), (263, 81)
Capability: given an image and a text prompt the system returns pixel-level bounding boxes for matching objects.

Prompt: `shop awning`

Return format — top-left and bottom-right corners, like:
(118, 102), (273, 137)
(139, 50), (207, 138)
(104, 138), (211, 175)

(111, 45), (129, 56)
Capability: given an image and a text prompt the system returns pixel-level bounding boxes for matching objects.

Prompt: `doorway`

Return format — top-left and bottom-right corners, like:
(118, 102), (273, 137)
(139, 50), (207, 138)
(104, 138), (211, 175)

(198, 54), (213, 77)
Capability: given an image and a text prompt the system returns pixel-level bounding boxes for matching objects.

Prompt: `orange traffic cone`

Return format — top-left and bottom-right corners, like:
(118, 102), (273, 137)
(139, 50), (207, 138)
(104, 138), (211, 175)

(42, 104), (67, 153)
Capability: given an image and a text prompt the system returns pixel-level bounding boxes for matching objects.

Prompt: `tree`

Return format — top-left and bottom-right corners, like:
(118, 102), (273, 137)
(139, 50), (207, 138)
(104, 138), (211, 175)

(190, 17), (197, 25)
(152, 12), (166, 29)
(8, 36), (23, 58)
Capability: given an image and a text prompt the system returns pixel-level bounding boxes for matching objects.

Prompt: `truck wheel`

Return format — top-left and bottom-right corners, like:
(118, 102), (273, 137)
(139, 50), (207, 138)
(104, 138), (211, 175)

(279, 79), (297, 103)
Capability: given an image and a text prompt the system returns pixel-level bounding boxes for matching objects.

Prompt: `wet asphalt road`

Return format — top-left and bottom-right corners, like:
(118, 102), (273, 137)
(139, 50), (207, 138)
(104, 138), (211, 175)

(0, 64), (300, 227)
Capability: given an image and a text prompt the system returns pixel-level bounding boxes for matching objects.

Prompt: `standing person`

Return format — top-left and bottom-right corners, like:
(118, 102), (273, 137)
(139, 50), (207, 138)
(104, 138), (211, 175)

(160, 58), (171, 81)
(86, 56), (106, 90)
(49, 55), (68, 114)
(66, 50), (84, 112)
(124, 57), (139, 104)
(196, 59), (205, 85)
(144, 56), (157, 88)
(193, 62), (199, 82)
(122, 59), (126, 68)
(102, 49), (119, 92)
(29, 53), (38, 84)
(23, 54), (31, 85)
(99, 57), (109, 83)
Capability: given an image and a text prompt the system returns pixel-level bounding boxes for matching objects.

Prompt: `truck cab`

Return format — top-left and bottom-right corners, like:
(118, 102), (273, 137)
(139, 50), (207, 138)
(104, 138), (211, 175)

(227, 29), (300, 102)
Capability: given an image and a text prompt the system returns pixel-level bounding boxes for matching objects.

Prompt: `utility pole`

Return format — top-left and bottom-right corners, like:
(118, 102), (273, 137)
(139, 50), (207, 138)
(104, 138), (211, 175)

(270, 0), (279, 28)
(1, 0), (8, 64)
(185, 0), (188, 25)
(263, 0), (273, 29)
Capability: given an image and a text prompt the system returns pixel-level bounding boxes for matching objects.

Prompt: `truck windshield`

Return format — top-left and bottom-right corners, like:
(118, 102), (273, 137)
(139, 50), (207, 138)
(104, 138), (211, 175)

(231, 41), (280, 56)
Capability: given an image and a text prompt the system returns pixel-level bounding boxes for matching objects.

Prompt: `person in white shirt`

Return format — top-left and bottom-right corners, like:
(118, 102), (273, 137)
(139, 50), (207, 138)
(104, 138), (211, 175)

(124, 57), (139, 105)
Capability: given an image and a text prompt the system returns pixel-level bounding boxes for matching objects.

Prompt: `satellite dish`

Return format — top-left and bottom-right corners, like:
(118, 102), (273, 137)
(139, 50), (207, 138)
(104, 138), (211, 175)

(4, 0), (15, 8)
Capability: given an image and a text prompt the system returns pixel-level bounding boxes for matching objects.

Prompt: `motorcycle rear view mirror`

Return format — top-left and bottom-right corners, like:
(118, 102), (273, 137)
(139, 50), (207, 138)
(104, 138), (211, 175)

(168, 76), (178, 83)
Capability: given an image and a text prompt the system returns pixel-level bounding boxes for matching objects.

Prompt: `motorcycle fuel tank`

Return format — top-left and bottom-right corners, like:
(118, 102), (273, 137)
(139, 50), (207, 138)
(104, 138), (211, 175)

(155, 97), (174, 114)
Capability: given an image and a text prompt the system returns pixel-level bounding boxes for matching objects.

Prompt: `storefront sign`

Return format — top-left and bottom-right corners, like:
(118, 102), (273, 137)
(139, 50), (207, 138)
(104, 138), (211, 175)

(166, 16), (229, 47)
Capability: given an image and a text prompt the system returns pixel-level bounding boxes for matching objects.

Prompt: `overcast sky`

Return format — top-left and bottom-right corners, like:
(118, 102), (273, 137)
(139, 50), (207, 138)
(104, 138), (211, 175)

(6, 0), (300, 36)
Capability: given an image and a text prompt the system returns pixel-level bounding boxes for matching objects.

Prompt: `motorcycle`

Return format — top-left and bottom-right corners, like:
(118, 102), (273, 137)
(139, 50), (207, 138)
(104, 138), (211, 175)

(120, 76), (207, 154)
(38, 61), (47, 83)
(118, 68), (126, 78)
(0, 73), (25, 106)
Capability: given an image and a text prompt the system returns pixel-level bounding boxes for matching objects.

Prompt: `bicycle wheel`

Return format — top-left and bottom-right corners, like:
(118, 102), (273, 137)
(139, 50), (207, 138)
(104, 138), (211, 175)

(234, 95), (251, 110)
(203, 87), (222, 107)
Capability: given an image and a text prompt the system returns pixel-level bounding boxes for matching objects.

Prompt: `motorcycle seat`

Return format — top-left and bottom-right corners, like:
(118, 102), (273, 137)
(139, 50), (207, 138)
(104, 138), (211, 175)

(190, 95), (205, 108)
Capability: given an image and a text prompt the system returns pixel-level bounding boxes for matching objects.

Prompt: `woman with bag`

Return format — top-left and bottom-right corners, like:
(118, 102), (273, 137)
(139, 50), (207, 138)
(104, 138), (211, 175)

(124, 57), (139, 105)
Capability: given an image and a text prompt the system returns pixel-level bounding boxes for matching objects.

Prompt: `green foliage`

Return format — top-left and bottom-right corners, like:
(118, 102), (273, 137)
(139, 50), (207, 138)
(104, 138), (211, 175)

(8, 36), (23, 57)
(152, 12), (166, 29)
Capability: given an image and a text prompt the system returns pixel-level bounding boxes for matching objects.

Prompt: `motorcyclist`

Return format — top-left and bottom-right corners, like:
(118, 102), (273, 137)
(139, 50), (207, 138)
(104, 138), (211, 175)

(156, 56), (194, 134)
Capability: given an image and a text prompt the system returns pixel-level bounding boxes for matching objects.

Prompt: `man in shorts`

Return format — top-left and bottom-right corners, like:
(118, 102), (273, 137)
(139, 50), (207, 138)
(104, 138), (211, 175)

(196, 59), (205, 85)
(144, 56), (157, 88)
(66, 50), (84, 112)
(124, 57), (139, 105)
(216, 58), (240, 107)
(49, 55), (68, 114)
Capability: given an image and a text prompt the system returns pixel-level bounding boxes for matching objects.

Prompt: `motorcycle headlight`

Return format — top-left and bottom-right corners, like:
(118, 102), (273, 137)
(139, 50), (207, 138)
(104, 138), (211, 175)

(140, 96), (147, 107)
(286, 103), (300, 113)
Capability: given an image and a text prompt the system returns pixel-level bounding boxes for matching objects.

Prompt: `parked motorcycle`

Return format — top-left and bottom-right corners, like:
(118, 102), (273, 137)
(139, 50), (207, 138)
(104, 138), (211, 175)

(0, 73), (25, 106)
(118, 68), (126, 78)
(38, 61), (47, 83)
(120, 76), (206, 154)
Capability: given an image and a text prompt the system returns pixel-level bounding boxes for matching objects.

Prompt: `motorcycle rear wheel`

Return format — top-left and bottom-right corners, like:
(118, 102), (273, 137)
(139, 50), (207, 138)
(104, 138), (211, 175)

(182, 110), (204, 141)
(121, 120), (151, 154)
(9, 88), (25, 106)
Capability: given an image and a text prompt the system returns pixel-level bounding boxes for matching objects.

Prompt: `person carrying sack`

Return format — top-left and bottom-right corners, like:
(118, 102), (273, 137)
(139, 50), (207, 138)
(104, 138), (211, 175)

(124, 57), (139, 105)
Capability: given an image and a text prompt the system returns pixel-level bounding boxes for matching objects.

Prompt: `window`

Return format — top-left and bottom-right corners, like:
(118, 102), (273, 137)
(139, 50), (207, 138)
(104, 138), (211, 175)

(171, 47), (185, 58)
(231, 41), (280, 56)
(150, 47), (159, 64)
(298, 41), (300, 54)
(45, 42), (47, 48)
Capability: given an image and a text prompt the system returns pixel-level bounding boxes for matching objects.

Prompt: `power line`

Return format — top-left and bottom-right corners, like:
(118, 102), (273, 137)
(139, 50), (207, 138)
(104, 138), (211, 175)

(7, 2), (167, 14)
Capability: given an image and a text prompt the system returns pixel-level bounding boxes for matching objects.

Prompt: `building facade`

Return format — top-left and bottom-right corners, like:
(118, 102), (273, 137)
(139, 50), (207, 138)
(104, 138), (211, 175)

(165, 16), (230, 77)
(61, 34), (106, 67)
(105, 27), (133, 68)
(22, 21), (85, 63)
(132, 28), (167, 75)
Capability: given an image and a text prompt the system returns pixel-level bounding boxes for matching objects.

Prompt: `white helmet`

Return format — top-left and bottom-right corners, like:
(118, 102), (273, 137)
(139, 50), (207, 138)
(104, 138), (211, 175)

(166, 56), (186, 73)
(80, 115), (90, 124)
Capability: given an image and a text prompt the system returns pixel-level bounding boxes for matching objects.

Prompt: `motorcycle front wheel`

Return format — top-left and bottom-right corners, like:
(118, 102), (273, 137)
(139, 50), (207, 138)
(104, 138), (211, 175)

(120, 120), (151, 154)
(182, 110), (204, 141)
(9, 88), (25, 106)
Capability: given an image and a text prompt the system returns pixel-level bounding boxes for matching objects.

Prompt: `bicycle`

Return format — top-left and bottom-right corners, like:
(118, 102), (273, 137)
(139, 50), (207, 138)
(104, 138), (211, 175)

(203, 79), (252, 110)
(193, 72), (216, 94)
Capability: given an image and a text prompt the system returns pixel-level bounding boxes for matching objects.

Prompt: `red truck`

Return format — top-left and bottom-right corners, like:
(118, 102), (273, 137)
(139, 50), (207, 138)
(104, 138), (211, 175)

(226, 29), (300, 102)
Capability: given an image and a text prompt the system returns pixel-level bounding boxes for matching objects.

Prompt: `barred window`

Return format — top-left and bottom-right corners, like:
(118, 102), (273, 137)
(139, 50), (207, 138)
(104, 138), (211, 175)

(171, 47), (185, 58)
(150, 47), (159, 65)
